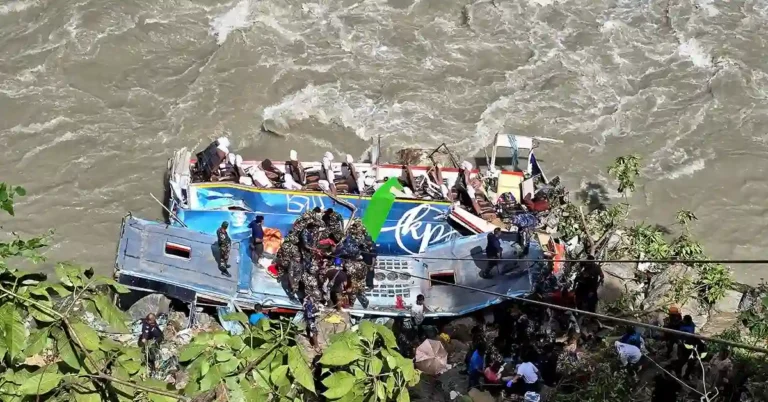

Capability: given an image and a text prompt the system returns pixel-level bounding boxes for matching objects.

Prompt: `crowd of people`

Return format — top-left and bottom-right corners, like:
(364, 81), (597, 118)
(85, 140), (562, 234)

(448, 286), (737, 401)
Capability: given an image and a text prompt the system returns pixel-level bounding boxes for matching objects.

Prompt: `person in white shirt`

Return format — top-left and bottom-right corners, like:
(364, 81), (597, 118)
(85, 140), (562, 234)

(507, 352), (540, 395)
(410, 294), (429, 339)
(615, 340), (643, 367)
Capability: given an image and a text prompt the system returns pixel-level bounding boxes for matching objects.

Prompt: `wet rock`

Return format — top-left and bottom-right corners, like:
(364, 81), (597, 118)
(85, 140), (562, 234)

(127, 294), (172, 321)
(599, 263), (641, 304)
(410, 374), (450, 402)
(442, 317), (479, 343)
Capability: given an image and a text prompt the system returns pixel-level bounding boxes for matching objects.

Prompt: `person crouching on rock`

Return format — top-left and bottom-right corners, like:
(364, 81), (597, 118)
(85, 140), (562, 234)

(303, 296), (320, 349)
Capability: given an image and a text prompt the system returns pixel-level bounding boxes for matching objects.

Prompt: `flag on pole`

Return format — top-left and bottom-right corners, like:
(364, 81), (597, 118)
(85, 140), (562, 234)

(527, 152), (548, 183)
(362, 177), (403, 241)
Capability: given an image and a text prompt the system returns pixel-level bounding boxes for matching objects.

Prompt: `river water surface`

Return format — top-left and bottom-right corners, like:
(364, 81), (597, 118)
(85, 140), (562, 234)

(3, 0), (768, 284)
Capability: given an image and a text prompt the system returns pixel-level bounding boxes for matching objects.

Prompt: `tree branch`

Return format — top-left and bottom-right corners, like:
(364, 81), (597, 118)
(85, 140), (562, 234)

(85, 374), (188, 401)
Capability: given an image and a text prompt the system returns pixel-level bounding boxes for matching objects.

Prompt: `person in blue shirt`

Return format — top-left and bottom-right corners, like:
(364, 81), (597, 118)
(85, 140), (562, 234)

(468, 342), (487, 390)
(249, 303), (267, 326)
(481, 228), (502, 278)
(248, 216), (265, 262)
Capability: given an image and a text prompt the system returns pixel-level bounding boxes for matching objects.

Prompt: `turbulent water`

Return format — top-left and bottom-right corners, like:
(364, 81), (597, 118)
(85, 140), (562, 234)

(3, 0), (768, 284)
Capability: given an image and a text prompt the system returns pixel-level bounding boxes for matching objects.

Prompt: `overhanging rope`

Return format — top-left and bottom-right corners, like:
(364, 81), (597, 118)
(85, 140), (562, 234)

(367, 265), (768, 354)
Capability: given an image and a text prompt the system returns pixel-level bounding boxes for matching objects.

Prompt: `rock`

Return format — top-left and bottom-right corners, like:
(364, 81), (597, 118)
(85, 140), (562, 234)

(700, 312), (739, 336)
(467, 388), (494, 402)
(444, 340), (469, 365)
(599, 263), (642, 304)
(168, 311), (188, 332)
(194, 310), (223, 331)
(642, 264), (694, 312)
(680, 298), (708, 329)
(714, 290), (744, 314)
(127, 294), (172, 321)
(442, 317), (479, 343)
(410, 374), (450, 402)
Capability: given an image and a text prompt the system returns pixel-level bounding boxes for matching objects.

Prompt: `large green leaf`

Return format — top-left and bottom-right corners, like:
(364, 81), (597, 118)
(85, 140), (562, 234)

(358, 321), (377, 344)
(322, 371), (356, 400)
(141, 379), (176, 402)
(0, 335), (8, 361)
(24, 328), (50, 357)
(397, 389), (411, 402)
(179, 343), (206, 362)
(218, 357), (240, 375)
(374, 324), (397, 350)
(399, 356), (416, 383)
(215, 350), (234, 362)
(71, 322), (100, 351)
(0, 305), (28, 360)
(221, 312), (249, 326)
(53, 328), (81, 370)
(270, 365), (290, 388)
(200, 366), (222, 391)
(225, 377), (247, 402)
(18, 370), (63, 395)
(92, 294), (129, 332)
(119, 358), (142, 375)
(242, 382), (270, 400)
(370, 357), (383, 376)
(287, 346), (315, 394)
(28, 297), (57, 323)
(74, 390), (102, 402)
(319, 339), (362, 366)
(109, 366), (134, 400)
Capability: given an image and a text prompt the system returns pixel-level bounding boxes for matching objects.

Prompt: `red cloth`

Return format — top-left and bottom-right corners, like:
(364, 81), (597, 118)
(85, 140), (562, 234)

(484, 367), (501, 383)
(267, 264), (279, 278)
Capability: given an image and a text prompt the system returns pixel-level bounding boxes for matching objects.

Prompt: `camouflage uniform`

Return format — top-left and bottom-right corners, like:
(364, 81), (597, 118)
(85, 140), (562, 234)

(287, 258), (303, 295)
(216, 226), (231, 271)
(302, 261), (323, 302)
(323, 210), (344, 240)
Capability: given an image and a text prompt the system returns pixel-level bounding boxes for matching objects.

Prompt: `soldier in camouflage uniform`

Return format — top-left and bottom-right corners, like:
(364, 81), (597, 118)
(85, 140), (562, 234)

(216, 221), (232, 277)
(341, 219), (371, 308)
(322, 208), (344, 240)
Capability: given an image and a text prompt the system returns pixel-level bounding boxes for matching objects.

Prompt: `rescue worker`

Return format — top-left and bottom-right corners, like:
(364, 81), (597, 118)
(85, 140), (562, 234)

(217, 221), (232, 277)
(482, 227), (502, 278)
(322, 208), (344, 240)
(574, 255), (604, 314)
(284, 150), (306, 190)
(362, 236), (377, 290)
(139, 313), (164, 372)
(299, 221), (318, 270)
(248, 215), (265, 263)
(287, 254), (303, 298)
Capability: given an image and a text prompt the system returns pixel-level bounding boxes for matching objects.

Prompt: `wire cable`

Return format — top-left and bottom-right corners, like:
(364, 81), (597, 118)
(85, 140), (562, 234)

(367, 265), (768, 354)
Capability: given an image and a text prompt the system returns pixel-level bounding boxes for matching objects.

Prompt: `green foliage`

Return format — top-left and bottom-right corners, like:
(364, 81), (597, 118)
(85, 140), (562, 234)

(607, 154), (641, 196)
(0, 182), (418, 401)
(675, 209), (698, 229)
(551, 349), (636, 402)
(625, 223), (670, 260)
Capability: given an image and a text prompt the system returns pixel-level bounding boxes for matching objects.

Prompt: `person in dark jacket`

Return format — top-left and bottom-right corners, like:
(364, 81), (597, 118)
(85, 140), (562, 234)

(139, 313), (164, 371)
(652, 363), (682, 402)
(217, 221), (232, 277)
(249, 215), (265, 262)
(482, 228), (502, 278)
(574, 255), (603, 314)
